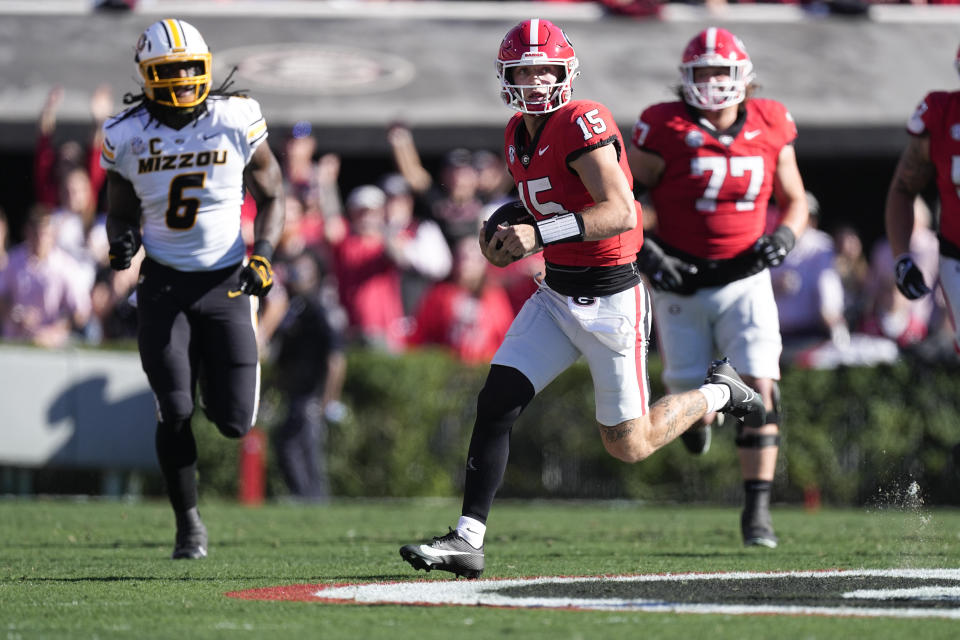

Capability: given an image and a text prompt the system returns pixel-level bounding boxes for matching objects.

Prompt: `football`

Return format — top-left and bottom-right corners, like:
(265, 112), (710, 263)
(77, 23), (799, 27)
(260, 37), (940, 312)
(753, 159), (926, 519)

(483, 200), (535, 246)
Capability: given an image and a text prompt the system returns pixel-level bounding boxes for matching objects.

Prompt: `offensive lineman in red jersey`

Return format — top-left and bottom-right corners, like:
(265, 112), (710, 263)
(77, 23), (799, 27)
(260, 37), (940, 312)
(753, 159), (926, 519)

(885, 45), (960, 347)
(628, 27), (809, 548)
(399, 19), (764, 578)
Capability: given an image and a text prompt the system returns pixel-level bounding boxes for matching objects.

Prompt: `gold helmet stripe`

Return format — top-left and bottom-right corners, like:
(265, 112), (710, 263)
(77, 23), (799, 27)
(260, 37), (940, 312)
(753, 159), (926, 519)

(164, 18), (184, 50)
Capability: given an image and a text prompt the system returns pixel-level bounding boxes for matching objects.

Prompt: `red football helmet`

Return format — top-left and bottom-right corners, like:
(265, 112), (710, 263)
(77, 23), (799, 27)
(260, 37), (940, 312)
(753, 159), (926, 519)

(680, 27), (755, 111)
(497, 18), (579, 114)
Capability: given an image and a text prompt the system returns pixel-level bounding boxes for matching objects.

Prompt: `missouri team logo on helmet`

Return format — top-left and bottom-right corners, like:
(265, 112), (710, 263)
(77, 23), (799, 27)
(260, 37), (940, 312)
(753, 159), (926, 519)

(496, 18), (580, 115)
(136, 19), (212, 109)
(680, 27), (755, 111)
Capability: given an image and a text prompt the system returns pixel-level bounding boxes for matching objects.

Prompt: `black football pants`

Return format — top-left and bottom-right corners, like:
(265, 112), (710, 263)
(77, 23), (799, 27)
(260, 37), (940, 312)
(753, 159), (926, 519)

(137, 258), (260, 435)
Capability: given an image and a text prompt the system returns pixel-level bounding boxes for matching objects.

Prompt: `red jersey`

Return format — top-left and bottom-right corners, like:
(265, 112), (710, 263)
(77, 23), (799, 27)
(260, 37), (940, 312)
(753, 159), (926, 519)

(332, 234), (405, 351)
(504, 99), (642, 267)
(632, 98), (796, 260)
(907, 90), (960, 247)
(409, 282), (515, 364)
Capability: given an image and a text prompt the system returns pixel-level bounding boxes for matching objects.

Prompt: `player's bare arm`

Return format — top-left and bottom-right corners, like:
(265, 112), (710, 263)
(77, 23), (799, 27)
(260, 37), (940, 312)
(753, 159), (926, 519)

(626, 146), (666, 190)
(105, 170), (143, 270)
(885, 134), (934, 256)
(105, 170), (142, 233)
(243, 143), (285, 250)
(569, 143), (637, 239)
(771, 144), (809, 237)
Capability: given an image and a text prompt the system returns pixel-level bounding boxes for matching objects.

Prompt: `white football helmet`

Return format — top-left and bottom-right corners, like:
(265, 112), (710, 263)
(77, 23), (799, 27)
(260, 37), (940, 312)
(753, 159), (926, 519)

(135, 19), (212, 108)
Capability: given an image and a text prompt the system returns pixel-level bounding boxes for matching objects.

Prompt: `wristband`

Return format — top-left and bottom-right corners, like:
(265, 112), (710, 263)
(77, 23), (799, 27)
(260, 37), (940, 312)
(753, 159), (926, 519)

(534, 213), (585, 246)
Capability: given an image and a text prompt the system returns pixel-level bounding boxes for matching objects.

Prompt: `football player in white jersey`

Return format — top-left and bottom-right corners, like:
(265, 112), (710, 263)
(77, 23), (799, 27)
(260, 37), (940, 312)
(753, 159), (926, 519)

(101, 19), (284, 559)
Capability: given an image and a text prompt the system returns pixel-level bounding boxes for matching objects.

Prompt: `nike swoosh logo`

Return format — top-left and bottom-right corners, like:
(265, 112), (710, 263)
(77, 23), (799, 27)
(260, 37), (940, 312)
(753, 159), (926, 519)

(202, 133), (219, 140)
(227, 289), (245, 298)
(744, 130), (761, 140)
(715, 373), (758, 399)
(538, 145), (550, 156)
(417, 545), (476, 559)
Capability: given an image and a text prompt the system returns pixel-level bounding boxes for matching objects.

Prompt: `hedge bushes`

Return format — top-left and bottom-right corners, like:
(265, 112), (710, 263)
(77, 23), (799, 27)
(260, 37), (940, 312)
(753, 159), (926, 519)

(192, 349), (960, 506)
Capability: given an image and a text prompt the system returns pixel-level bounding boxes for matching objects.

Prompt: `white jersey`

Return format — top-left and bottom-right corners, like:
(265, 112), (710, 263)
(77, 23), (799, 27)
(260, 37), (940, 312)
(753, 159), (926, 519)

(100, 96), (268, 271)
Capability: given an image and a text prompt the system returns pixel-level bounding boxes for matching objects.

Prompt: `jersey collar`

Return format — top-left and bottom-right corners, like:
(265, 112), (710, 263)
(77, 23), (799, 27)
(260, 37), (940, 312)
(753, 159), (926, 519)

(685, 102), (748, 146)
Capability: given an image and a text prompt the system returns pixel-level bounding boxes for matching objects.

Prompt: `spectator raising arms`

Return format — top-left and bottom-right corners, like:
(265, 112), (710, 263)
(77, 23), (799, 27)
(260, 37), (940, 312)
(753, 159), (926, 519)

(380, 173), (452, 315)
(386, 125), (486, 245)
(332, 185), (407, 351)
(34, 84), (112, 210)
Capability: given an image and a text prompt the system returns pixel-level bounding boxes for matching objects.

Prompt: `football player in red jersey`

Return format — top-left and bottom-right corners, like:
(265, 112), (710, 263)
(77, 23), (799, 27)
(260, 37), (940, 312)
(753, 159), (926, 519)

(885, 45), (960, 346)
(400, 19), (765, 578)
(627, 27), (809, 548)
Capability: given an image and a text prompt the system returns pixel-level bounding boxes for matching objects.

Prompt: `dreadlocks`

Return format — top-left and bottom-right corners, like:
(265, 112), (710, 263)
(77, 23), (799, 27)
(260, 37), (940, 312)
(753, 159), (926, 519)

(108, 67), (247, 130)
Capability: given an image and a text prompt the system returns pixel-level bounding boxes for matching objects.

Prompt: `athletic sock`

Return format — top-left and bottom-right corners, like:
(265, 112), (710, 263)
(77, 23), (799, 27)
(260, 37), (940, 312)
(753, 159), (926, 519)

(698, 383), (731, 414)
(456, 516), (486, 549)
(744, 480), (773, 514)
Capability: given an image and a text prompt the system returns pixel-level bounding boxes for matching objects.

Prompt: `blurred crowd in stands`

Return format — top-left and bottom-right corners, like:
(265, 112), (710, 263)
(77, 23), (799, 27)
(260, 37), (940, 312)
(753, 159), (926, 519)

(0, 84), (955, 377)
(0, 86), (540, 369)
(91, 0), (960, 20)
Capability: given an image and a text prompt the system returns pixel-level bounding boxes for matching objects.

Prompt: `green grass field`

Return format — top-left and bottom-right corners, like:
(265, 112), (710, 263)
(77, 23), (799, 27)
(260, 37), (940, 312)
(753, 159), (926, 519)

(2, 498), (959, 639)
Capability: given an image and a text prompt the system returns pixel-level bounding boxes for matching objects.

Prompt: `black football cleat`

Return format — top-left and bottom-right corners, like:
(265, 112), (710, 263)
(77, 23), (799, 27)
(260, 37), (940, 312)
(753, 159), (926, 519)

(704, 358), (765, 428)
(172, 507), (208, 559)
(742, 507), (779, 548)
(400, 529), (484, 579)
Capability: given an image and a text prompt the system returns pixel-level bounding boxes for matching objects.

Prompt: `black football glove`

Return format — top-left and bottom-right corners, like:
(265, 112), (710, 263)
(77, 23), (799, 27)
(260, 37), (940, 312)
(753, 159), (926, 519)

(238, 254), (275, 297)
(636, 238), (698, 294)
(754, 225), (796, 268)
(894, 254), (931, 300)
(108, 228), (141, 271)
